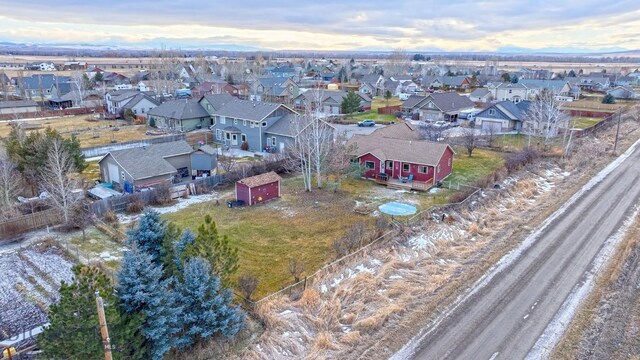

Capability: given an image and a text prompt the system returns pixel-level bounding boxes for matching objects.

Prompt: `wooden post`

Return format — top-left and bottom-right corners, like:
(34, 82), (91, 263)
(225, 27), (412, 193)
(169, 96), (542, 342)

(95, 291), (113, 360)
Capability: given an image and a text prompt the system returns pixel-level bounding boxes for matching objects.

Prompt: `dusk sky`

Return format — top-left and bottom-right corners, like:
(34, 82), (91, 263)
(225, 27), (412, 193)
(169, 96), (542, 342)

(1, 0), (639, 52)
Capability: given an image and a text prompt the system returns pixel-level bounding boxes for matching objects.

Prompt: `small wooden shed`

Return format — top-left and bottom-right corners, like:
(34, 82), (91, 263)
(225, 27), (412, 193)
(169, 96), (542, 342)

(235, 171), (282, 206)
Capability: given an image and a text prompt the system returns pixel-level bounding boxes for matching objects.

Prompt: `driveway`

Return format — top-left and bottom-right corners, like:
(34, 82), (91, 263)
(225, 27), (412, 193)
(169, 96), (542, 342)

(333, 124), (384, 139)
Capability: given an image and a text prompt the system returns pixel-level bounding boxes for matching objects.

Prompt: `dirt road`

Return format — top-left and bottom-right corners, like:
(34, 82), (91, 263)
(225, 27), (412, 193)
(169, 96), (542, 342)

(399, 140), (640, 360)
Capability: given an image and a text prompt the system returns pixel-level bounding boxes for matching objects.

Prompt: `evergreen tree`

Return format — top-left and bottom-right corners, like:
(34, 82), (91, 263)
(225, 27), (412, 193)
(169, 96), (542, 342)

(568, 69), (577, 77)
(118, 246), (181, 359)
(94, 71), (104, 83)
(501, 72), (511, 82)
(384, 89), (392, 108)
(183, 215), (239, 288)
(127, 210), (166, 263)
(511, 75), (519, 83)
(38, 266), (145, 360)
(340, 91), (362, 117)
(176, 257), (244, 348)
(161, 222), (182, 277)
(602, 94), (616, 104)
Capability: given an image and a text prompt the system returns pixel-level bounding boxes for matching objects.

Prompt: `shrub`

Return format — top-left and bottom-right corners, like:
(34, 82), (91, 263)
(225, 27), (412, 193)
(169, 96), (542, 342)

(103, 210), (119, 225)
(505, 148), (539, 173)
(449, 187), (477, 203)
(237, 274), (259, 301)
(240, 141), (249, 151)
(125, 197), (144, 214)
(150, 184), (172, 205)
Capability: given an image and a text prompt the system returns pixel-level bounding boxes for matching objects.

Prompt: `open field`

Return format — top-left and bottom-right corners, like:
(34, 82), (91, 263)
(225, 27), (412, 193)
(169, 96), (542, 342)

(561, 98), (626, 112)
(164, 177), (376, 298)
(0, 115), (157, 147)
(347, 111), (398, 123)
(371, 96), (403, 111)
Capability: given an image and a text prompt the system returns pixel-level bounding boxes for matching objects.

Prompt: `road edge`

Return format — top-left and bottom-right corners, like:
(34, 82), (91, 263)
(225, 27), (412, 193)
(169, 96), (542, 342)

(391, 137), (640, 360)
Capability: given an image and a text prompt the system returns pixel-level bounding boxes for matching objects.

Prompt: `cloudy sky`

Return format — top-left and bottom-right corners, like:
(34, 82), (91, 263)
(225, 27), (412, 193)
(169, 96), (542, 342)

(1, 0), (639, 52)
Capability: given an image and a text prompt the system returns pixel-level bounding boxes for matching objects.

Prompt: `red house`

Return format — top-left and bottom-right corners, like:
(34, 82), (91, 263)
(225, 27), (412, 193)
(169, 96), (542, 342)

(347, 126), (454, 191)
(235, 171), (282, 206)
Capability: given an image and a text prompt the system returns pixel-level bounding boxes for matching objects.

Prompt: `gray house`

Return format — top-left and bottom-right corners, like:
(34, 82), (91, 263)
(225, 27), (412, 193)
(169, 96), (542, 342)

(148, 99), (211, 132)
(122, 94), (160, 117)
(190, 145), (217, 177)
(474, 100), (531, 133)
(402, 92), (475, 122)
(201, 94), (299, 152)
(98, 140), (195, 191)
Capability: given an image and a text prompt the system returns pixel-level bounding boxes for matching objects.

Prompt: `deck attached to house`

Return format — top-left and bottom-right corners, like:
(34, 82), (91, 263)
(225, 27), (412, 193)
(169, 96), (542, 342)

(375, 174), (433, 191)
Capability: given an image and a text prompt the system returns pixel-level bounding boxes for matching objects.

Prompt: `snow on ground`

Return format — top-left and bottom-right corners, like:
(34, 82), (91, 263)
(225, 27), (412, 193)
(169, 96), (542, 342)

(0, 244), (74, 341)
(118, 191), (221, 223)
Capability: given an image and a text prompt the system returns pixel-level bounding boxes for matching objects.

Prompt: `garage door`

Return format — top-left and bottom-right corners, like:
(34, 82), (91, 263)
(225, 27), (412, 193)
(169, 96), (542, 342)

(481, 120), (502, 133)
(108, 163), (119, 183)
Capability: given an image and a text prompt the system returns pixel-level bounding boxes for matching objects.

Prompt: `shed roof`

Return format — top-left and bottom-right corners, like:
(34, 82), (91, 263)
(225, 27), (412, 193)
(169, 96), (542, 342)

(103, 140), (193, 181)
(237, 171), (282, 188)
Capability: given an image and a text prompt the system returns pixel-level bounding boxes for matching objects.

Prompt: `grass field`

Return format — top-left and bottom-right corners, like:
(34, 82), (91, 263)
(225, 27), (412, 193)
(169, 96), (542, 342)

(447, 147), (506, 185)
(571, 116), (603, 129)
(346, 111), (398, 123)
(0, 115), (154, 147)
(371, 96), (403, 111)
(164, 177), (375, 298)
(561, 98), (626, 112)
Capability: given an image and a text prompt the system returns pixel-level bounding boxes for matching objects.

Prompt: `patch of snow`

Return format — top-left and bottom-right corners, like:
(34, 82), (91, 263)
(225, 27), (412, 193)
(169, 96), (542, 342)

(562, 171), (571, 177)
(429, 187), (442, 194)
(119, 192), (220, 224)
(409, 234), (435, 251)
(278, 310), (293, 316)
(319, 284), (328, 294)
(389, 275), (403, 280)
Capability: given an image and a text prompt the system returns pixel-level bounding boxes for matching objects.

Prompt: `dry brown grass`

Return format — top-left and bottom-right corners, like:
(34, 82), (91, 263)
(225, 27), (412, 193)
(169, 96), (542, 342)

(340, 331), (361, 345)
(313, 331), (338, 351)
(353, 303), (403, 334)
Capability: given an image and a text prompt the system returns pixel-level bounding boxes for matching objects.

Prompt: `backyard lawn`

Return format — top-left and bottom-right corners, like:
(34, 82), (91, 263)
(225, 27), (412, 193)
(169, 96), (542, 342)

(164, 177), (376, 298)
(571, 116), (603, 129)
(447, 147), (506, 185)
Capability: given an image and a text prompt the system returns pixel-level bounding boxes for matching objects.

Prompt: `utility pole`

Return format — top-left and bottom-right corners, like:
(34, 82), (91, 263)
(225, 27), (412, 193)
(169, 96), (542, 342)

(95, 291), (113, 360)
(613, 111), (622, 153)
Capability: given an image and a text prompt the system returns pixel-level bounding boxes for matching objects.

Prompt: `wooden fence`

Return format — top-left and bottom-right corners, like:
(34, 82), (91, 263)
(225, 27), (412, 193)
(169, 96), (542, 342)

(0, 208), (63, 238)
(81, 133), (187, 158)
(0, 106), (105, 121)
(377, 105), (401, 115)
(90, 175), (223, 218)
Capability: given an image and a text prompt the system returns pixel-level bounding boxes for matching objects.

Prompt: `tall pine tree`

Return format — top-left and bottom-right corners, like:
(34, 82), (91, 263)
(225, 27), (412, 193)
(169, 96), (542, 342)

(38, 266), (145, 360)
(118, 246), (181, 359)
(176, 257), (244, 348)
(127, 210), (166, 263)
(183, 215), (239, 288)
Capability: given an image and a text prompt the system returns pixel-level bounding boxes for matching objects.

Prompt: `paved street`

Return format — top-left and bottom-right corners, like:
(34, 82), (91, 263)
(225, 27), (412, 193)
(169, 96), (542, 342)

(404, 140), (640, 360)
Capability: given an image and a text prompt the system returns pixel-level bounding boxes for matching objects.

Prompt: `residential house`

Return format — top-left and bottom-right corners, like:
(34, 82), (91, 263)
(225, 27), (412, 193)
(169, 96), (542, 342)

(490, 80), (577, 103)
(49, 90), (103, 109)
(191, 81), (227, 97)
(98, 140), (196, 191)
(0, 72), (9, 86)
(251, 77), (299, 104)
(147, 98), (211, 132)
(17, 74), (70, 100)
(122, 94), (160, 117)
(224, 83), (250, 99)
(265, 66), (297, 78)
(347, 125), (455, 191)
(468, 88), (492, 103)
(293, 91), (372, 114)
(566, 76), (610, 91)
(202, 93), (297, 152)
(102, 72), (131, 87)
(607, 86), (637, 100)
(358, 74), (385, 96)
(0, 100), (39, 115)
(105, 90), (156, 115)
(38, 63), (56, 71)
(474, 100), (532, 133)
(421, 76), (444, 89)
(402, 92), (475, 122)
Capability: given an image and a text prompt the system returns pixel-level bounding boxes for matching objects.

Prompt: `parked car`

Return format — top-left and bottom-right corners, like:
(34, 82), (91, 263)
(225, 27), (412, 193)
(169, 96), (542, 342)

(432, 121), (449, 128)
(227, 199), (245, 208)
(358, 119), (376, 127)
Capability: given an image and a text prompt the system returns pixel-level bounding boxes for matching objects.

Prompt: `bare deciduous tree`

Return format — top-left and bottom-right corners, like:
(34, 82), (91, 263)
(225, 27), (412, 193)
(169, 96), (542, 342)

(462, 127), (479, 156)
(288, 258), (305, 283)
(218, 147), (238, 173)
(40, 139), (79, 224)
(0, 151), (21, 209)
(238, 274), (259, 301)
(525, 90), (569, 148)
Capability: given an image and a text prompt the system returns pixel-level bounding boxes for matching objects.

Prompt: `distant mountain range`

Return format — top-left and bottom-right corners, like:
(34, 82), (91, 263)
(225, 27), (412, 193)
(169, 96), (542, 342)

(0, 41), (638, 58)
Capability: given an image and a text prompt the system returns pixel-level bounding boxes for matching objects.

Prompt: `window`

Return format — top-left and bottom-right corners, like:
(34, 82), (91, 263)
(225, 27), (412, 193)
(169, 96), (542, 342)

(365, 161), (375, 169)
(133, 109), (137, 114)
(272, 137), (277, 146)
(207, 103), (211, 110)
(262, 122), (268, 127)
(226, 132), (231, 140)
(488, 109), (495, 115)
(216, 129), (222, 140)
(234, 119), (238, 125)
(386, 160), (393, 169)
(241, 134), (247, 142)
(243, 120), (247, 126)
(508, 89), (512, 94)
(250, 122), (254, 128)
(220, 117), (226, 124)
(141, 108), (145, 113)
(437, 165), (441, 173)
(403, 163), (410, 172)
(418, 166), (428, 174)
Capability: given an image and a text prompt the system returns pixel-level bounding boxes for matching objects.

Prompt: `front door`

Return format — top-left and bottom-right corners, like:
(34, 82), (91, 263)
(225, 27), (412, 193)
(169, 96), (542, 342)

(232, 134), (238, 146)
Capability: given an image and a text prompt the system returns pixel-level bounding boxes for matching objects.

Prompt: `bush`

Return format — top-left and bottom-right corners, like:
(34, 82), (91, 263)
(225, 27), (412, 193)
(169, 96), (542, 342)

(449, 186), (477, 203)
(240, 141), (249, 151)
(103, 210), (119, 225)
(602, 94), (616, 104)
(125, 196), (144, 214)
(238, 274), (259, 301)
(394, 111), (403, 118)
(505, 148), (539, 173)
(150, 184), (172, 205)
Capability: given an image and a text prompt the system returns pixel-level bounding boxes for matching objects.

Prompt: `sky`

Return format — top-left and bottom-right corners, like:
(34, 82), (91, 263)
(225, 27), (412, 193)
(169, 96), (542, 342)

(1, 0), (639, 52)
